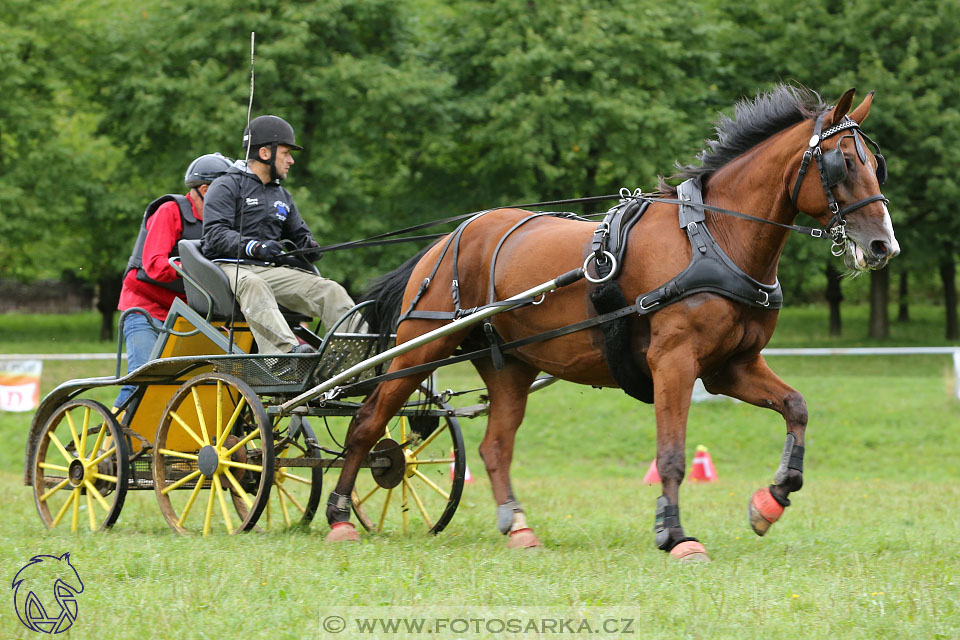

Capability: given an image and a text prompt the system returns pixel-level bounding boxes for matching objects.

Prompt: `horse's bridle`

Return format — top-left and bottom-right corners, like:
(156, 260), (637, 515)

(791, 112), (889, 253)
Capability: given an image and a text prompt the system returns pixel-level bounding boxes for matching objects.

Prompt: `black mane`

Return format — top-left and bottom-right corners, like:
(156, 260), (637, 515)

(660, 84), (828, 195)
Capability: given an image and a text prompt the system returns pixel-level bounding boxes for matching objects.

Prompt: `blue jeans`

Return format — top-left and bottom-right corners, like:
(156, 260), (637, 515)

(114, 311), (161, 409)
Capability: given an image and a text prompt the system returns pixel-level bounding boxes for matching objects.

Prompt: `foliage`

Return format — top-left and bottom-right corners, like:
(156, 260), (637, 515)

(2, 0), (957, 329)
(713, 0), (960, 294)
(89, 0), (456, 286)
(423, 0), (725, 205)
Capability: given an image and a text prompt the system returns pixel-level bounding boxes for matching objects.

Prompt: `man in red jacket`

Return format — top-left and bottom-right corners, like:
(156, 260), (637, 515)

(114, 153), (232, 409)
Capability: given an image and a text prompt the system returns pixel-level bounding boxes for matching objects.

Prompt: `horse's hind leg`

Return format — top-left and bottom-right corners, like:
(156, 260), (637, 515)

(703, 355), (807, 536)
(325, 334), (464, 542)
(472, 357), (542, 548)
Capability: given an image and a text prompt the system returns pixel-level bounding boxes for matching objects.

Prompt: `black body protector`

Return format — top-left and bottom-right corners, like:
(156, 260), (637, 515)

(124, 195), (200, 294)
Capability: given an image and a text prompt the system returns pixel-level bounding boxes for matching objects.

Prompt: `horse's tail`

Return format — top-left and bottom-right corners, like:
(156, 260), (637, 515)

(360, 241), (439, 339)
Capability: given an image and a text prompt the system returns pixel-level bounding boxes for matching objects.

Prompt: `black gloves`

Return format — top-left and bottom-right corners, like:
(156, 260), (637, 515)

(246, 239), (283, 261)
(245, 239), (321, 267)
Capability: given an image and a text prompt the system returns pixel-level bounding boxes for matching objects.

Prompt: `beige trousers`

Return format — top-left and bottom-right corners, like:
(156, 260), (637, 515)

(218, 264), (362, 354)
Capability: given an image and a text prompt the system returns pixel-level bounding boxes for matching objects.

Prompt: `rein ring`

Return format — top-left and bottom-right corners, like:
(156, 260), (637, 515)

(583, 251), (618, 284)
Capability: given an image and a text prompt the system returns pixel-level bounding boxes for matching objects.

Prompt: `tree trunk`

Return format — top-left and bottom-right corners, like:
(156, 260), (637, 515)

(941, 257), (959, 340)
(96, 274), (123, 342)
(868, 266), (889, 339)
(825, 263), (843, 336)
(897, 270), (909, 322)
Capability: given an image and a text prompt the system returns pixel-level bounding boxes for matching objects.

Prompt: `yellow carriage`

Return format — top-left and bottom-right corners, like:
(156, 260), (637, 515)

(24, 240), (467, 536)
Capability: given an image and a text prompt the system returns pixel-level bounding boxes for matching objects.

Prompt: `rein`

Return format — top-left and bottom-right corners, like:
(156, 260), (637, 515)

(622, 190), (830, 239)
(307, 194), (618, 254)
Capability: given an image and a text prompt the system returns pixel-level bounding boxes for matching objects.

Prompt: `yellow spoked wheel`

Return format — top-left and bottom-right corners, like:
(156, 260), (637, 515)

(153, 373), (273, 535)
(32, 399), (129, 532)
(351, 388), (465, 535)
(260, 415), (323, 531)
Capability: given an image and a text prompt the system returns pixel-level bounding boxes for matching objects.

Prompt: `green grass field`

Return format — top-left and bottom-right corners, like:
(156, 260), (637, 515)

(1, 308), (959, 639)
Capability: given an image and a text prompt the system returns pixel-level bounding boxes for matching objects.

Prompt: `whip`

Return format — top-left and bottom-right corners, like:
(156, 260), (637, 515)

(228, 31), (255, 353)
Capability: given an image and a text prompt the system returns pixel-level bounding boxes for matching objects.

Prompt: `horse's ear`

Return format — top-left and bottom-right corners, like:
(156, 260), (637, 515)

(827, 88), (857, 127)
(848, 91), (875, 124)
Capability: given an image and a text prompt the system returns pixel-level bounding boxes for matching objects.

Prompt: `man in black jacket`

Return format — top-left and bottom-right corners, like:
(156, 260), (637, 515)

(201, 115), (360, 354)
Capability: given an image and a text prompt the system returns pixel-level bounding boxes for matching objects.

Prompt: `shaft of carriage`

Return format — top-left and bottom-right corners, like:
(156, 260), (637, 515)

(277, 266), (584, 414)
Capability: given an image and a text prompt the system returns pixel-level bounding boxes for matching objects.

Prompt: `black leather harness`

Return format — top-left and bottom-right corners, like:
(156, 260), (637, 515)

(372, 108), (888, 396)
(587, 178), (782, 403)
(629, 178), (783, 313)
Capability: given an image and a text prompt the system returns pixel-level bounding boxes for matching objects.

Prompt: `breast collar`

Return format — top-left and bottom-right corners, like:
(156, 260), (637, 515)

(634, 178), (783, 313)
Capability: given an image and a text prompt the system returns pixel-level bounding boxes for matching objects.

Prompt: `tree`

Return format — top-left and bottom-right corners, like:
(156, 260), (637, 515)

(714, 0), (960, 339)
(89, 0), (457, 290)
(825, 263), (844, 335)
(0, 0), (155, 339)
(423, 0), (726, 207)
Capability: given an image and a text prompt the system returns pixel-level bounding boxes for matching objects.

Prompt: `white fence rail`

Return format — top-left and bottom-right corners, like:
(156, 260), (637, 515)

(4, 347), (960, 398)
(763, 347), (960, 399)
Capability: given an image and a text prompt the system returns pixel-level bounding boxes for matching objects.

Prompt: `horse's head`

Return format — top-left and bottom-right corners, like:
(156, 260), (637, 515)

(790, 88), (899, 271)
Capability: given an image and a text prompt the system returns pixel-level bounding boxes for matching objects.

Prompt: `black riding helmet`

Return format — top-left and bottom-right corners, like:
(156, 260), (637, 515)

(184, 152), (233, 188)
(243, 115), (301, 182)
(243, 115), (303, 153)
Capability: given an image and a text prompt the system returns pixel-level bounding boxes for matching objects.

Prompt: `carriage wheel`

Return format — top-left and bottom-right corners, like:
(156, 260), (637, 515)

(32, 399), (129, 532)
(256, 415), (323, 530)
(352, 387), (465, 534)
(153, 373), (273, 535)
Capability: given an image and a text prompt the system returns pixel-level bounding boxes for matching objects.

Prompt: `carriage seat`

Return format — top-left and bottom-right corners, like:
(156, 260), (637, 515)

(177, 239), (311, 324)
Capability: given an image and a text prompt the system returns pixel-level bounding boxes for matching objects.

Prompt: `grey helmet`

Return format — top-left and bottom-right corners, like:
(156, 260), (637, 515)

(242, 115), (303, 153)
(184, 152), (233, 188)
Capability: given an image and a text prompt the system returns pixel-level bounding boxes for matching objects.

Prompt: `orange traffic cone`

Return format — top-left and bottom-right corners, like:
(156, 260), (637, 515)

(642, 458), (660, 484)
(690, 445), (717, 482)
(450, 451), (474, 484)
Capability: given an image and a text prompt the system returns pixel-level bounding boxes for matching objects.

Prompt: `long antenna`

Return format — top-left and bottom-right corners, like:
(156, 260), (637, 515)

(245, 31), (255, 163)
(228, 31), (255, 354)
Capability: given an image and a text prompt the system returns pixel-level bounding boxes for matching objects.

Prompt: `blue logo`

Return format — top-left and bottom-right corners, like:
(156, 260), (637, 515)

(12, 553), (83, 634)
(274, 200), (289, 221)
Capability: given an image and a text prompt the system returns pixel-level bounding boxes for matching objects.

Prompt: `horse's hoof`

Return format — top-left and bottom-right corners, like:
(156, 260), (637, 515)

(670, 540), (710, 562)
(506, 528), (542, 549)
(325, 521), (360, 543)
(749, 487), (785, 536)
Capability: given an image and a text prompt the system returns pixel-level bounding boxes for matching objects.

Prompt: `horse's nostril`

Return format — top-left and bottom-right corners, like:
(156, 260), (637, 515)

(870, 240), (888, 256)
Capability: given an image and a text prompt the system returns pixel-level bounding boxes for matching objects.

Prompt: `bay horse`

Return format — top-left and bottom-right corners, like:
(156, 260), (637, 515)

(324, 85), (899, 561)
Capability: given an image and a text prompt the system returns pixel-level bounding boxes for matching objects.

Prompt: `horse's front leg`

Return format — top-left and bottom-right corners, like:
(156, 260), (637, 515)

(648, 345), (710, 562)
(703, 355), (807, 536)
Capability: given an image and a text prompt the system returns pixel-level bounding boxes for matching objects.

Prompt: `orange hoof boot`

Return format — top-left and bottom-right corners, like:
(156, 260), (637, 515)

(506, 528), (542, 549)
(669, 540), (710, 562)
(325, 521), (360, 543)
(749, 487), (785, 536)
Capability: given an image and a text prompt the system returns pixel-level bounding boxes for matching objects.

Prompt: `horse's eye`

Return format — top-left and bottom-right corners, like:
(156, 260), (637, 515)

(845, 156), (855, 171)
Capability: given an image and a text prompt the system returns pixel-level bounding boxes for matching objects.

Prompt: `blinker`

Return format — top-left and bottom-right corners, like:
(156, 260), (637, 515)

(818, 132), (887, 188)
(819, 147), (847, 187)
(875, 153), (887, 186)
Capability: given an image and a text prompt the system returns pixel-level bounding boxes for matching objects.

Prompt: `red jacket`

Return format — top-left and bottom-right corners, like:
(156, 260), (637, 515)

(118, 192), (201, 321)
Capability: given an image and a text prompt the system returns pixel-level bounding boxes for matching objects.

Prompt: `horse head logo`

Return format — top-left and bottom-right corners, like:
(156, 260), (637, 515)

(11, 553), (84, 634)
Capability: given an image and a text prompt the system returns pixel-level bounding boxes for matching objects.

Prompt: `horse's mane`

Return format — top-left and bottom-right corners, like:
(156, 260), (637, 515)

(659, 84), (829, 196)
(359, 241), (439, 337)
